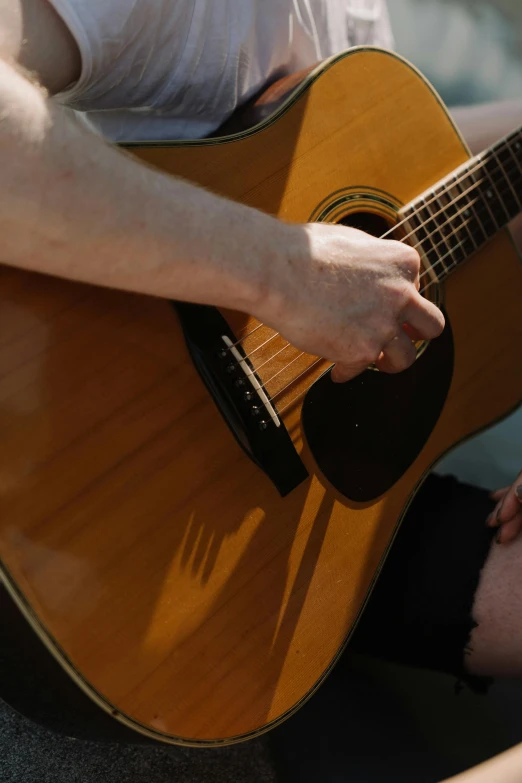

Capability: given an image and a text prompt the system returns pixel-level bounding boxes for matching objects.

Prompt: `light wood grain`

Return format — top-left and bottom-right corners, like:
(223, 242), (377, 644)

(0, 48), (521, 744)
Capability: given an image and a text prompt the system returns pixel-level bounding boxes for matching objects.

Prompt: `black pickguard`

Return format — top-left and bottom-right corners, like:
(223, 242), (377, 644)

(302, 312), (454, 503)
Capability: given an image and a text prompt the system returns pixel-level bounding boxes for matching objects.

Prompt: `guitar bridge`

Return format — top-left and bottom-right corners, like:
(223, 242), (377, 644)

(172, 301), (309, 497)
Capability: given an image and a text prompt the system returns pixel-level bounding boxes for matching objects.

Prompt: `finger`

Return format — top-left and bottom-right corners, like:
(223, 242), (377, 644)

(374, 331), (417, 374)
(490, 486), (510, 501)
(486, 503), (501, 527)
(497, 472), (522, 525)
(403, 295), (445, 340)
(402, 323), (424, 342)
(331, 360), (371, 384)
(497, 512), (522, 545)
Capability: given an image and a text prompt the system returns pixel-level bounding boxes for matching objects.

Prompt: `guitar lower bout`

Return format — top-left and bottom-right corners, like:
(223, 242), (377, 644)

(0, 47), (521, 746)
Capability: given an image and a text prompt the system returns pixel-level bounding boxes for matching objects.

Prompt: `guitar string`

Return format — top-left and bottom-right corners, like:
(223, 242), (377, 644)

(230, 135), (522, 349)
(254, 210), (477, 388)
(238, 165), (515, 376)
(237, 185), (489, 373)
(266, 226), (474, 396)
(271, 231), (485, 416)
(231, 136), (522, 418)
(231, 155), (521, 368)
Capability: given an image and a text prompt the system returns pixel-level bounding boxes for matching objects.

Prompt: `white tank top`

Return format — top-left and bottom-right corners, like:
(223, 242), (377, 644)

(50, 0), (393, 142)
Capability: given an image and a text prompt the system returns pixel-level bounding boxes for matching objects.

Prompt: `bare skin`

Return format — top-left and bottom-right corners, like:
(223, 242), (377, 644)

(488, 470), (522, 544)
(1, 3), (521, 782)
(443, 744), (522, 783)
(0, 0), (444, 385)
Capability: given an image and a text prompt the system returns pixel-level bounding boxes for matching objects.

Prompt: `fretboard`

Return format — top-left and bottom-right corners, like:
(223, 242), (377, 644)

(400, 127), (522, 283)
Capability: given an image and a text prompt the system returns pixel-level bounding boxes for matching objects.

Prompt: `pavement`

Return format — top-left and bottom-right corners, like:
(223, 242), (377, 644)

(0, 699), (276, 783)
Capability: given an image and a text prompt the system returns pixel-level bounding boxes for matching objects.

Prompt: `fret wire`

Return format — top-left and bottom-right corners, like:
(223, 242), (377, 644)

(382, 128), (522, 246)
(417, 206), (478, 282)
(487, 150), (520, 218)
(419, 198), (446, 270)
(409, 181), (484, 273)
(277, 141), (522, 404)
(449, 177), (482, 249)
(431, 191), (454, 268)
(408, 149), (522, 250)
(426, 194), (453, 270)
(403, 173), (488, 270)
(490, 129), (522, 209)
(415, 199), (478, 280)
(238, 138), (521, 356)
(483, 152), (512, 223)
(452, 171), (496, 239)
(404, 155), (521, 284)
(275, 192), (510, 415)
(277, 232), (475, 416)
(237, 136), (522, 389)
(503, 135), (522, 203)
(453, 161), (500, 233)
(262, 156), (521, 384)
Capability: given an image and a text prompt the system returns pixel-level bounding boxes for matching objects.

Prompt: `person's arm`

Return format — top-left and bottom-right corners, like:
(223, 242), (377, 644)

(442, 743), (522, 783)
(487, 470), (522, 543)
(451, 100), (522, 157)
(0, 1), (444, 382)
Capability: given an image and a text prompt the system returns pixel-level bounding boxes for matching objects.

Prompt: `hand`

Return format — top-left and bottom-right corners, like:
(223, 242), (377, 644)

(260, 223), (445, 382)
(487, 471), (522, 544)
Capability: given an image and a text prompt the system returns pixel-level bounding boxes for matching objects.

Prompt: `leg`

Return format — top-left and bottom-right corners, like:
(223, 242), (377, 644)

(350, 475), (498, 689)
(443, 101), (522, 678)
(351, 471), (522, 685)
(468, 536), (522, 678)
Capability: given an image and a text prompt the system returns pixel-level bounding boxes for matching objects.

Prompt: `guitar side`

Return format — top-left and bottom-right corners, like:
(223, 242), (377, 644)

(1, 48), (521, 745)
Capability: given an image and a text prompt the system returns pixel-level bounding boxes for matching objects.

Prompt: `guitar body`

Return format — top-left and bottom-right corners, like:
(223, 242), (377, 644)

(1, 48), (521, 745)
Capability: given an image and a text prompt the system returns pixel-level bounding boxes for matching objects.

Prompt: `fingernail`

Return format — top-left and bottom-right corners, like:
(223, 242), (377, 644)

(516, 485), (522, 501)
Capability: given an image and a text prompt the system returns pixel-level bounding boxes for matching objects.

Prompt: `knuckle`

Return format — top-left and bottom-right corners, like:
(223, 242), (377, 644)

(399, 244), (421, 275)
(379, 321), (399, 345)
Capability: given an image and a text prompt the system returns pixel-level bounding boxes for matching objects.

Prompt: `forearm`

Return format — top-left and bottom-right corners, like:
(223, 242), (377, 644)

(443, 744), (522, 783)
(451, 99), (522, 156)
(0, 58), (290, 313)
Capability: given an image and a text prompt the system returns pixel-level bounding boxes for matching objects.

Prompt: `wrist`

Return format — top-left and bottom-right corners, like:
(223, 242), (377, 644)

(245, 218), (306, 325)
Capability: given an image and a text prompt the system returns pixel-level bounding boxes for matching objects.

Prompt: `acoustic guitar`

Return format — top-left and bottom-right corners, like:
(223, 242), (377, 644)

(1, 47), (521, 746)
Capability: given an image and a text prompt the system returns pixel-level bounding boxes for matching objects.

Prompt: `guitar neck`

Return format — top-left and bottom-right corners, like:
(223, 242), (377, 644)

(401, 126), (522, 282)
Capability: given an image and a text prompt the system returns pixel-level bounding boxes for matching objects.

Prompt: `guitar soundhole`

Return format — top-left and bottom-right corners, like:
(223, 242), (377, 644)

(337, 211), (390, 238)
(301, 212), (452, 503)
(301, 309), (454, 503)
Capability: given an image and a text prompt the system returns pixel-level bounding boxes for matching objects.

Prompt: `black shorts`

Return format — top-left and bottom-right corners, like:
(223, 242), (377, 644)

(268, 474), (497, 782)
(1, 473), (495, 746)
(350, 473), (497, 689)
